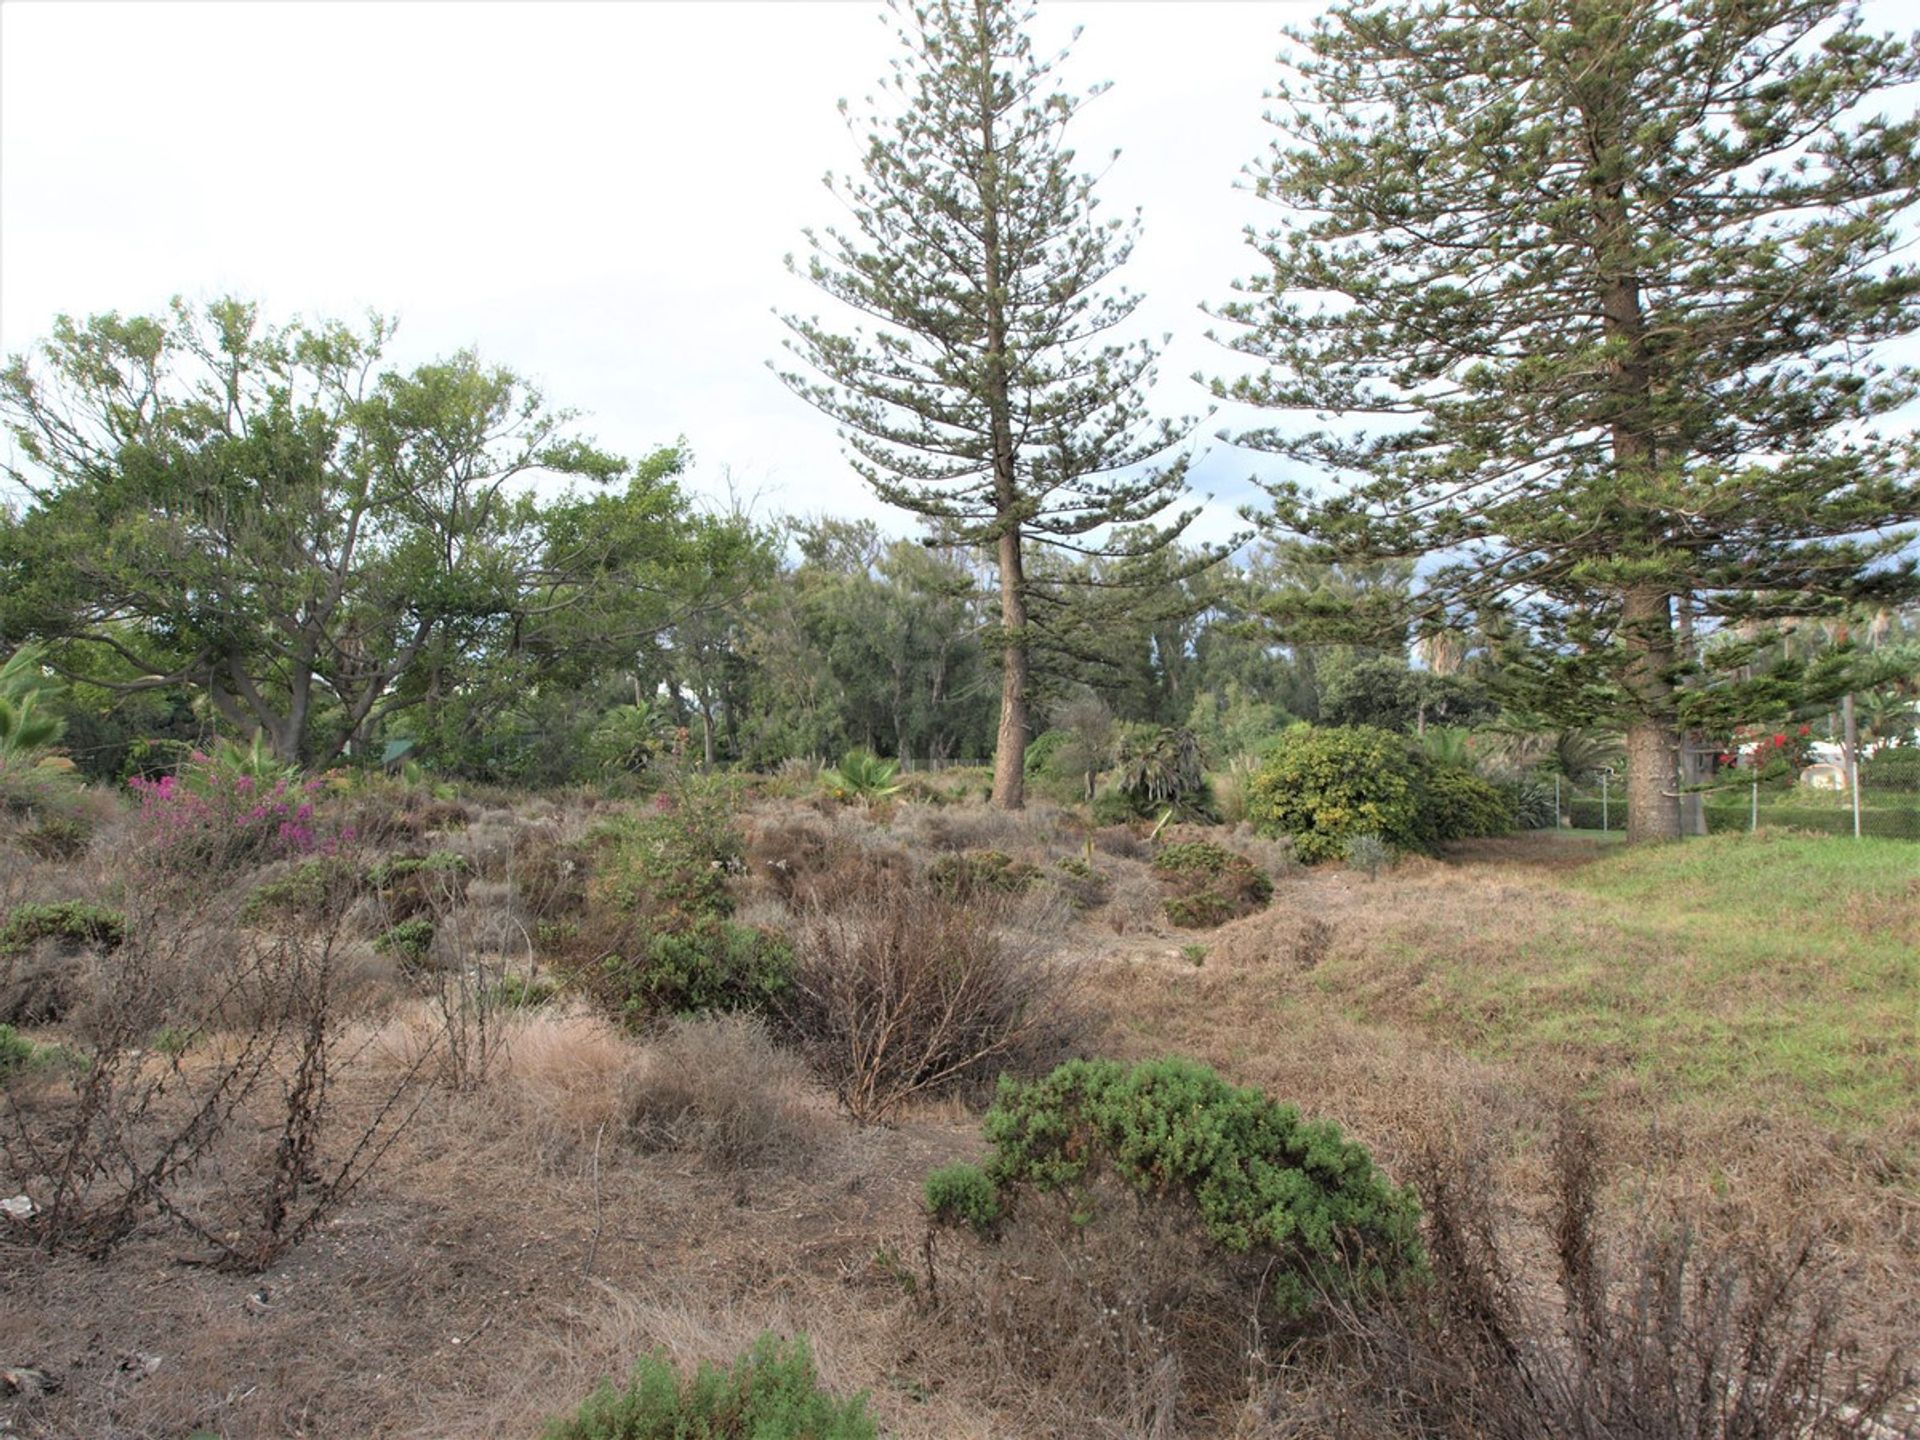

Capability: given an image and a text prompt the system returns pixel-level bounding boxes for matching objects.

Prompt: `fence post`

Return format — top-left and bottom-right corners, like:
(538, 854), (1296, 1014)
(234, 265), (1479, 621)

(1750, 775), (1758, 833)
(1842, 692), (1862, 841)
(1555, 774), (1562, 828)
(1601, 770), (1610, 833)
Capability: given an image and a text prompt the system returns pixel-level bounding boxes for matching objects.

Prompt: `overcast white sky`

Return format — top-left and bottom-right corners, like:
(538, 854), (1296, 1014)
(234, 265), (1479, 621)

(2, 0), (1324, 544)
(3, 1), (1916, 551)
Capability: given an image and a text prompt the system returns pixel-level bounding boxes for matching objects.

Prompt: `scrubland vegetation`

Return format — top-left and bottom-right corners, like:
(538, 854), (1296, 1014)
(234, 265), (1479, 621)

(4, 0), (1920, 1431)
(2, 746), (1914, 1438)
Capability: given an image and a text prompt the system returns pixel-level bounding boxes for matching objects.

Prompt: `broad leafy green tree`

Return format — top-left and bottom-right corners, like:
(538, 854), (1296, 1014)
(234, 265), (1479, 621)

(0, 298), (693, 767)
(779, 0), (1212, 807)
(1215, 0), (1920, 841)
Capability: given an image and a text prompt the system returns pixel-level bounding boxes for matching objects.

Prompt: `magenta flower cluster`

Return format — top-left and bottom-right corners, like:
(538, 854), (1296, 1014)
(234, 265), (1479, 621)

(129, 753), (354, 867)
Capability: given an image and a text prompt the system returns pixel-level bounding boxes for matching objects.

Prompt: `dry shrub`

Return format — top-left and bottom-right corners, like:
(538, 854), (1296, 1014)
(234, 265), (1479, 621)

(3, 915), (433, 1267)
(1091, 823), (1150, 860)
(781, 877), (1084, 1126)
(489, 1008), (635, 1174)
(449, 812), (519, 880)
(1204, 905), (1339, 973)
(1218, 821), (1298, 880)
(511, 818), (592, 925)
(1270, 1114), (1916, 1440)
(621, 1013), (823, 1173)
(919, 1174), (1274, 1437)
(891, 802), (1055, 856)
(745, 808), (912, 908)
(1105, 876), (1166, 935)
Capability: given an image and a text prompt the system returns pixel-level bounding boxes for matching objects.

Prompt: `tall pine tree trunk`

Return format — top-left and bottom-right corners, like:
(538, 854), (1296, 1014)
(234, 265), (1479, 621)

(979, 24), (1027, 812)
(1596, 168), (1678, 843)
(992, 526), (1028, 809)
(1621, 585), (1681, 843)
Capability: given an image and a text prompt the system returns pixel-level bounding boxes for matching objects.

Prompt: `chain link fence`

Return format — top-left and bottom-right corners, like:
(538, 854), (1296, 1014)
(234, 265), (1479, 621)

(1558, 754), (1920, 839)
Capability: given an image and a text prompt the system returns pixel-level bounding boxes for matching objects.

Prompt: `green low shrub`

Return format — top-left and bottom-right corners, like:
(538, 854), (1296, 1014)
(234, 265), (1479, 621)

(600, 920), (794, 1023)
(484, 972), (559, 1009)
(0, 901), (127, 956)
(373, 917), (437, 968)
(0, 1022), (36, 1079)
(928, 849), (1039, 901)
(1089, 787), (1146, 826)
(591, 789), (744, 927)
(1424, 767), (1516, 841)
(1151, 839), (1273, 928)
(1022, 728), (1071, 777)
(938, 1057), (1425, 1318)
(541, 1333), (873, 1440)
(244, 855), (363, 922)
(368, 850), (472, 919)
(1248, 725), (1432, 862)
(925, 1161), (1003, 1235)
(17, 814), (91, 860)
(561, 785), (805, 1027)
(1050, 855), (1112, 909)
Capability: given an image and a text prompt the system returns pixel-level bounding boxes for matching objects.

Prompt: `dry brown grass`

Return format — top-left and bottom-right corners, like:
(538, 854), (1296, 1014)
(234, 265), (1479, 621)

(621, 1013), (827, 1173)
(3, 809), (1913, 1440)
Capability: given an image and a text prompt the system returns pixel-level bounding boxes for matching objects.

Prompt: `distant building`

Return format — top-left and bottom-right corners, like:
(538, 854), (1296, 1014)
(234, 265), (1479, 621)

(1801, 762), (1847, 791)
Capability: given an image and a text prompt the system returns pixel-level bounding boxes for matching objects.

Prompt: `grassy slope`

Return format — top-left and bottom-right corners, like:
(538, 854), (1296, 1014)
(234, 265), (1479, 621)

(1303, 832), (1918, 1132)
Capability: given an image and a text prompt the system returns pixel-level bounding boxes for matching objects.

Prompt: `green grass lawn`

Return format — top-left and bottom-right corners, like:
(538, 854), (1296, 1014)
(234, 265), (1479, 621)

(1312, 833), (1919, 1133)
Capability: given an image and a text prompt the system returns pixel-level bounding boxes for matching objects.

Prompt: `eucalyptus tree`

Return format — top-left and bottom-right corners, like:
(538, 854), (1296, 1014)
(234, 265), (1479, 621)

(0, 298), (692, 766)
(779, 0), (1214, 807)
(1214, 0), (1920, 841)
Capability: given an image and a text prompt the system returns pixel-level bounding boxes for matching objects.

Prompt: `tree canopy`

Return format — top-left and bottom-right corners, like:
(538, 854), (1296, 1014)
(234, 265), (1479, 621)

(1213, 0), (1920, 841)
(0, 298), (711, 766)
(778, 0), (1217, 807)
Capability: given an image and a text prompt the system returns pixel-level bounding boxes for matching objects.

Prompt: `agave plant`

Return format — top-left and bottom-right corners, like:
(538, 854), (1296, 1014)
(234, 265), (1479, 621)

(0, 690), (65, 761)
(821, 749), (902, 805)
(0, 646), (67, 763)
(1550, 728), (1625, 785)
(1418, 725), (1476, 771)
(1114, 725), (1207, 811)
(590, 702), (670, 774)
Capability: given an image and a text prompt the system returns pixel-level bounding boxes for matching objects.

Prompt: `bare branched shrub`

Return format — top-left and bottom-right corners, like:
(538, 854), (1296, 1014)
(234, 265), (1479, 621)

(2, 902), (433, 1270)
(779, 877), (1083, 1126)
(621, 1014), (822, 1173)
(1279, 1114), (1915, 1439)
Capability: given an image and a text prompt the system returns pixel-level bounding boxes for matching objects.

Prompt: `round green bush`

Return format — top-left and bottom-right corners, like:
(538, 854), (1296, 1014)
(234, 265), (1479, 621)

(940, 1057), (1426, 1318)
(1424, 767), (1516, 841)
(1022, 728), (1071, 778)
(1150, 839), (1273, 928)
(1089, 787), (1146, 826)
(542, 1332), (873, 1440)
(0, 901), (127, 956)
(925, 1161), (1002, 1235)
(927, 849), (1040, 901)
(1247, 725), (1432, 862)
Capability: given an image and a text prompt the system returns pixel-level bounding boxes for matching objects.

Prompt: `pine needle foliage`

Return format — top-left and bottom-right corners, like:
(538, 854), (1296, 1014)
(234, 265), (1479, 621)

(778, 0), (1215, 808)
(931, 1057), (1425, 1318)
(1212, 0), (1920, 842)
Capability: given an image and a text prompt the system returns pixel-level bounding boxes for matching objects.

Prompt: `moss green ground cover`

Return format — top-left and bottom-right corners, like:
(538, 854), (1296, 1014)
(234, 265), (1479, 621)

(1306, 833), (1918, 1133)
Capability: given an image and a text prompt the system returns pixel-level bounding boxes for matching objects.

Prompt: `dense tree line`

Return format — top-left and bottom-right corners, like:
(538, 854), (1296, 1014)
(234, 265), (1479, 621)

(4, 0), (1917, 839)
